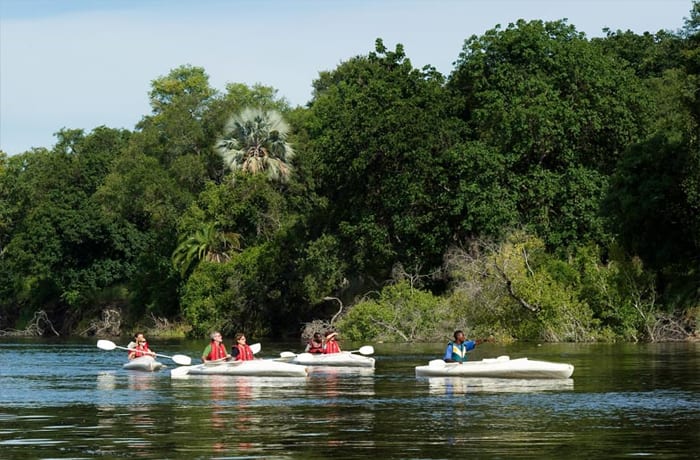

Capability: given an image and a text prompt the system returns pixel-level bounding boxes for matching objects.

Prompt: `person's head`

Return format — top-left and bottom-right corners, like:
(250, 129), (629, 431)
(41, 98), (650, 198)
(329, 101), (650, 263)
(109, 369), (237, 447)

(234, 332), (246, 345)
(210, 331), (222, 342)
(453, 330), (465, 343)
(325, 331), (338, 341)
(135, 333), (146, 344)
(313, 332), (322, 342)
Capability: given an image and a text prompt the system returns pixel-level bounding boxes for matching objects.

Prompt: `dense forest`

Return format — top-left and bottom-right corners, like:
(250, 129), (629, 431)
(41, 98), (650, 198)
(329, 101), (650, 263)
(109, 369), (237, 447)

(1, 5), (699, 342)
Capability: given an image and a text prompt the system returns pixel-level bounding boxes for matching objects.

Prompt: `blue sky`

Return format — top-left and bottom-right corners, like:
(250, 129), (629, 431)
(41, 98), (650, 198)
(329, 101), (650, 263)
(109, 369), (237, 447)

(0, 0), (695, 156)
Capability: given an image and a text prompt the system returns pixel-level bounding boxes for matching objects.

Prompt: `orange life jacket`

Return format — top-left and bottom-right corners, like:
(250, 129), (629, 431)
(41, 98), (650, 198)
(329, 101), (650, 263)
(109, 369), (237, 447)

(206, 341), (228, 360)
(130, 342), (151, 358)
(234, 343), (254, 361)
(307, 340), (324, 354)
(324, 340), (341, 354)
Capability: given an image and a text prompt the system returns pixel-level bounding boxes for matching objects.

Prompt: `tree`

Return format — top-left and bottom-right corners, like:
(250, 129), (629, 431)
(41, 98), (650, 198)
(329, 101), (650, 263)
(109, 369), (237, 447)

(136, 65), (221, 189)
(0, 128), (140, 332)
(172, 221), (241, 277)
(448, 19), (654, 249)
(216, 108), (295, 182)
(303, 39), (467, 278)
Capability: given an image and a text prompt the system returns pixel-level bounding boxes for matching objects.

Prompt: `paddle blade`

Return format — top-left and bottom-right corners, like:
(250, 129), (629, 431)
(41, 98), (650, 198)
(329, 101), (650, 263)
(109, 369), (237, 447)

(172, 354), (192, 366)
(428, 359), (446, 368)
(250, 343), (261, 354)
(170, 366), (191, 378)
(97, 339), (117, 351)
(358, 345), (374, 355)
(279, 351), (296, 358)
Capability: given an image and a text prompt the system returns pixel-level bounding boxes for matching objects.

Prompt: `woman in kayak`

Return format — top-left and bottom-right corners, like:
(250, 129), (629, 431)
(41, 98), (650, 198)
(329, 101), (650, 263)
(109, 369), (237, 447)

(231, 332), (255, 361)
(443, 330), (487, 363)
(128, 333), (155, 360)
(323, 331), (342, 354)
(202, 331), (231, 362)
(304, 332), (324, 354)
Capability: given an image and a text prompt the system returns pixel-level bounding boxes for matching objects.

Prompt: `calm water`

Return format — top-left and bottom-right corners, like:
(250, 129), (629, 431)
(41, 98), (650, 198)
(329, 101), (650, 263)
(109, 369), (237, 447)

(0, 339), (698, 459)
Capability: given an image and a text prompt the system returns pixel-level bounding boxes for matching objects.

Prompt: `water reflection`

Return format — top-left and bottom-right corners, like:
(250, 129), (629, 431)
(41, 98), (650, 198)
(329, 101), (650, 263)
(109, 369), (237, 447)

(127, 371), (159, 391)
(425, 376), (575, 395)
(96, 371), (117, 391)
(1, 340), (698, 459)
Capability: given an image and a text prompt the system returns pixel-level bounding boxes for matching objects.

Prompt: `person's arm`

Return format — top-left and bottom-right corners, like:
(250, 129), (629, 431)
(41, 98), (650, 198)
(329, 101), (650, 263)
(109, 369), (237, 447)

(304, 343), (311, 352)
(443, 343), (454, 362)
(201, 344), (212, 362)
(144, 345), (155, 357)
(231, 347), (240, 360)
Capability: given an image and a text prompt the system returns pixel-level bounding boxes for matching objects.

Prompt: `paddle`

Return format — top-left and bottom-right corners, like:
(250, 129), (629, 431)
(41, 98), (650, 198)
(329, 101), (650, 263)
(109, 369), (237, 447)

(348, 345), (374, 355)
(96, 339), (192, 365)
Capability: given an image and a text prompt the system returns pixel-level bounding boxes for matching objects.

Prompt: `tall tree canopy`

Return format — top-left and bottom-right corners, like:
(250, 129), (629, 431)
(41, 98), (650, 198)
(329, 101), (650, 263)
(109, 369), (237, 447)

(448, 19), (654, 248)
(304, 39), (468, 277)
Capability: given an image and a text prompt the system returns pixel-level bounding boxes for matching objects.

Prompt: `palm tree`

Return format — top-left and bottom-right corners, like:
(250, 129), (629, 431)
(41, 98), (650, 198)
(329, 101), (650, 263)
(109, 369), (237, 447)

(172, 221), (241, 277)
(216, 108), (294, 182)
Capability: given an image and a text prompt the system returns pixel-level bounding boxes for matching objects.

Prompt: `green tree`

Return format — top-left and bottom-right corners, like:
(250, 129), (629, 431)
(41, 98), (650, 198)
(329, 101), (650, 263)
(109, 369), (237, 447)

(445, 232), (600, 342)
(304, 39), (467, 278)
(448, 19), (653, 248)
(216, 108), (295, 182)
(0, 128), (139, 332)
(136, 65), (221, 189)
(172, 221), (241, 277)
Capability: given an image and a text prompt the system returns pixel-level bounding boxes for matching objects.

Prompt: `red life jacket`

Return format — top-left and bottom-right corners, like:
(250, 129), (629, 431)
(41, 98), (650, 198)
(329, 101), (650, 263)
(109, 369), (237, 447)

(307, 340), (324, 354)
(234, 343), (254, 361)
(206, 341), (228, 360)
(324, 340), (341, 354)
(130, 342), (151, 358)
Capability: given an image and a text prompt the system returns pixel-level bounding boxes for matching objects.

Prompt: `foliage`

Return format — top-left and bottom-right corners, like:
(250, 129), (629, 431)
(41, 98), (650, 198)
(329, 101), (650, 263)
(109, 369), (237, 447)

(448, 19), (654, 249)
(337, 281), (453, 342)
(298, 234), (347, 304)
(0, 129), (140, 332)
(1, 7), (699, 341)
(444, 232), (600, 342)
(216, 108), (295, 182)
(180, 261), (241, 337)
(304, 39), (467, 278)
(172, 221), (240, 277)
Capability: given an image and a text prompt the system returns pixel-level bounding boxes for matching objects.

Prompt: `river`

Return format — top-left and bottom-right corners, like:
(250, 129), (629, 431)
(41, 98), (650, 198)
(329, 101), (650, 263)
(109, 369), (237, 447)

(1, 339), (698, 459)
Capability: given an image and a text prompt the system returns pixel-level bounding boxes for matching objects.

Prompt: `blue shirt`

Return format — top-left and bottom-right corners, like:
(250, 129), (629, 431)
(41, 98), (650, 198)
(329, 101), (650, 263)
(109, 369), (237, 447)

(443, 340), (476, 362)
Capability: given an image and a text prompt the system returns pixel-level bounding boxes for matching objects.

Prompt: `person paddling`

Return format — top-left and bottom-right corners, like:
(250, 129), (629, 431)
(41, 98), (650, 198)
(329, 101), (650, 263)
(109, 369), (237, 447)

(231, 332), (255, 361)
(323, 330), (341, 354)
(128, 333), (155, 360)
(202, 331), (231, 362)
(304, 332), (324, 354)
(443, 330), (488, 363)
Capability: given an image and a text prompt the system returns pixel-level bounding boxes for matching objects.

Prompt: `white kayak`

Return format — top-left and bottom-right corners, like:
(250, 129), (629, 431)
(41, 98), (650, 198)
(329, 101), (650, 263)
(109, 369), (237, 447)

(415, 355), (574, 379)
(281, 352), (376, 368)
(123, 356), (164, 372)
(171, 359), (308, 378)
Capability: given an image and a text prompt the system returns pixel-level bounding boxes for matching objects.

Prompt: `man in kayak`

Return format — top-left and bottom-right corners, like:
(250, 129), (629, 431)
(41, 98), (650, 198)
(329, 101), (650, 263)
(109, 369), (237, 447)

(231, 332), (255, 361)
(128, 333), (155, 360)
(304, 332), (324, 354)
(202, 331), (231, 362)
(323, 331), (341, 354)
(443, 330), (487, 363)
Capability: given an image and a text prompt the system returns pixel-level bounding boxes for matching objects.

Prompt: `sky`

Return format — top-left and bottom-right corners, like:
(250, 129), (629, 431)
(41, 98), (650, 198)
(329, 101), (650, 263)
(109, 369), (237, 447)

(0, 0), (695, 156)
